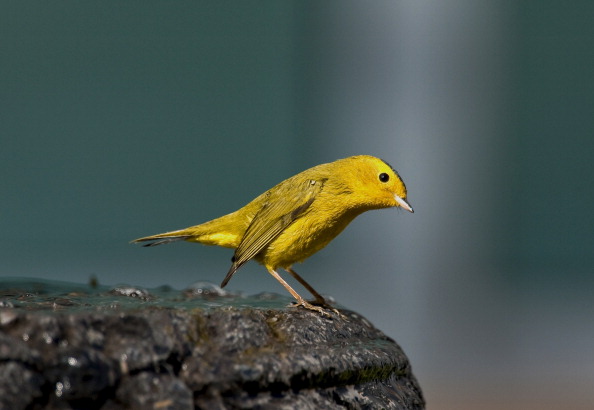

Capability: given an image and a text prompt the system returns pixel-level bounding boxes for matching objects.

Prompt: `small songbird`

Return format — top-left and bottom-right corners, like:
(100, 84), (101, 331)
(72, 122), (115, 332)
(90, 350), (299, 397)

(132, 155), (413, 314)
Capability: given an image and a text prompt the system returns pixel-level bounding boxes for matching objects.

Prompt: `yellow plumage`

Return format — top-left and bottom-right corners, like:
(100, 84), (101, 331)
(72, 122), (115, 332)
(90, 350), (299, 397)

(133, 155), (413, 314)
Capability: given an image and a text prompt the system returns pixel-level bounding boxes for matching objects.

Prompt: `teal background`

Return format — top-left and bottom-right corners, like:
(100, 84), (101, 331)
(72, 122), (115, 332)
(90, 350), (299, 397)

(2, 2), (594, 409)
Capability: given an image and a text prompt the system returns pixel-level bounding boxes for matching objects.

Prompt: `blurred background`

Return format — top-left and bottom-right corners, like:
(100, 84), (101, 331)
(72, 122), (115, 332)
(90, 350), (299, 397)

(2, 1), (593, 409)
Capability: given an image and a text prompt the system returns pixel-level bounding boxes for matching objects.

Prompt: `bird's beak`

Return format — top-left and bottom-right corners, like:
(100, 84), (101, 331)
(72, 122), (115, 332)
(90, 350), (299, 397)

(395, 195), (414, 213)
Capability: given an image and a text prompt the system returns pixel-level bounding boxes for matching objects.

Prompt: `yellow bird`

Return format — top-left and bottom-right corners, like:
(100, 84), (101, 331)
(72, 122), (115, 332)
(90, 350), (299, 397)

(132, 155), (413, 314)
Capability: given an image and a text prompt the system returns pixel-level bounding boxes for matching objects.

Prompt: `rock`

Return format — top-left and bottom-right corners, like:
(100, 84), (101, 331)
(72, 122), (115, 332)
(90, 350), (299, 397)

(0, 361), (44, 410)
(116, 372), (193, 410)
(0, 278), (424, 409)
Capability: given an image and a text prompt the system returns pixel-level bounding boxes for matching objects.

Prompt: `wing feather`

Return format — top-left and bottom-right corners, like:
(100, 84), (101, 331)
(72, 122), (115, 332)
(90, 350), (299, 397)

(220, 178), (325, 287)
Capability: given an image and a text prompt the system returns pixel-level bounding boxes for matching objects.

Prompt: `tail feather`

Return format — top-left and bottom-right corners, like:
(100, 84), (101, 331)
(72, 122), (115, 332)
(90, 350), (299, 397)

(136, 236), (190, 247)
(131, 230), (192, 247)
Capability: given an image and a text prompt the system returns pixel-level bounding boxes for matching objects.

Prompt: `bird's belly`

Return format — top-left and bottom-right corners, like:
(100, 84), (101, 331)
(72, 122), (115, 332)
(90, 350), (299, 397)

(258, 212), (357, 269)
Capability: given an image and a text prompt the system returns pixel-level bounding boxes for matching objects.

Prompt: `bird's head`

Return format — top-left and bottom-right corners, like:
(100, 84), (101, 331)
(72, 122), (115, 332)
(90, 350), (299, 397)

(338, 155), (414, 213)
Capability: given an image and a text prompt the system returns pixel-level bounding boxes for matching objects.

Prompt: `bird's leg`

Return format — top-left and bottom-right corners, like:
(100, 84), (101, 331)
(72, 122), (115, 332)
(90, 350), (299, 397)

(285, 267), (328, 306)
(285, 267), (341, 315)
(266, 267), (329, 316)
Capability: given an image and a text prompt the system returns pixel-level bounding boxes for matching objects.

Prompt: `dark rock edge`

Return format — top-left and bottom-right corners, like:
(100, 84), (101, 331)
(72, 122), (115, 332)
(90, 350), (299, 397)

(0, 306), (425, 409)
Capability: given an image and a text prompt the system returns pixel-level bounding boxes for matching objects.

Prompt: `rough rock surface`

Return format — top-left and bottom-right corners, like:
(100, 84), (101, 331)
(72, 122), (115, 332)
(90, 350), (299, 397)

(0, 278), (424, 409)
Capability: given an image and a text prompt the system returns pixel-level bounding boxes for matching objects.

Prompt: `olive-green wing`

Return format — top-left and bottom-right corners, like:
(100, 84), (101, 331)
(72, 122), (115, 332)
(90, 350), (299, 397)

(220, 178), (325, 287)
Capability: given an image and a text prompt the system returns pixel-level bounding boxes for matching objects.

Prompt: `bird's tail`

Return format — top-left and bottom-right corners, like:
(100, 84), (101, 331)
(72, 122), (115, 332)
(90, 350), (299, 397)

(132, 213), (245, 249)
(131, 229), (192, 247)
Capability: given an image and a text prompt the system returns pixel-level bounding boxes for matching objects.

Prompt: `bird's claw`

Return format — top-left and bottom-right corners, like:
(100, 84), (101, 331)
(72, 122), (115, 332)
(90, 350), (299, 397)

(290, 299), (345, 319)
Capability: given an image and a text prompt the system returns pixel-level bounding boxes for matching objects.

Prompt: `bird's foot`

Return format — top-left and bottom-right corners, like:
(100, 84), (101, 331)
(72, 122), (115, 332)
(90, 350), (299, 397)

(291, 299), (344, 318)
(309, 298), (344, 317)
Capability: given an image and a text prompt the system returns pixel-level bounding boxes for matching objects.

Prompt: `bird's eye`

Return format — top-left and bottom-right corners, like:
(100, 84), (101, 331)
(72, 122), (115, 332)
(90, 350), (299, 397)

(379, 172), (390, 183)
